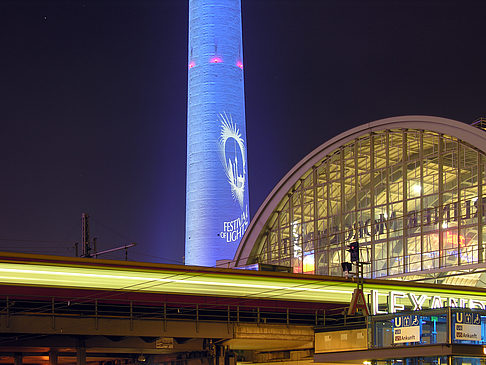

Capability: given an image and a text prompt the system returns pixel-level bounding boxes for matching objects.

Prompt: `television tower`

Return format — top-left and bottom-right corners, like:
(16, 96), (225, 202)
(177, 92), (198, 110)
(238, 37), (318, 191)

(185, 0), (250, 266)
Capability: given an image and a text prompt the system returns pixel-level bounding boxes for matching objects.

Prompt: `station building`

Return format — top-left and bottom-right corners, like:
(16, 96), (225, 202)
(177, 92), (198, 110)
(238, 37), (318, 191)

(232, 115), (486, 365)
(234, 115), (486, 285)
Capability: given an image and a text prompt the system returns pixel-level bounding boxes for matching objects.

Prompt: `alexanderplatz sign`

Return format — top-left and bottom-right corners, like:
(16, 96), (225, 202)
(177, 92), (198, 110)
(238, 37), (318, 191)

(370, 289), (486, 315)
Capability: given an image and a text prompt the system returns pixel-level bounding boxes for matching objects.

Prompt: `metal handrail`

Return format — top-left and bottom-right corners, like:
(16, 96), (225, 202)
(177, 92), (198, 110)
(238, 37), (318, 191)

(0, 294), (352, 327)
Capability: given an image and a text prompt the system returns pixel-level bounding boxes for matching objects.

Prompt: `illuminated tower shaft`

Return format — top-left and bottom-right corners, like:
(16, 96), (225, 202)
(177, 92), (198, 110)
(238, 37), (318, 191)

(185, 0), (250, 266)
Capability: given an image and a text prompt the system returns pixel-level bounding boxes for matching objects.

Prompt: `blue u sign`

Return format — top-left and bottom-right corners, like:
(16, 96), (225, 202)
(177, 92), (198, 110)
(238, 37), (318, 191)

(456, 312), (480, 325)
(395, 315), (420, 328)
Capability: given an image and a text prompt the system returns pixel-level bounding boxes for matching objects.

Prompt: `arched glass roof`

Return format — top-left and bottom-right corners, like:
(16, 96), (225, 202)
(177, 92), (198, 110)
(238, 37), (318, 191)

(234, 116), (486, 286)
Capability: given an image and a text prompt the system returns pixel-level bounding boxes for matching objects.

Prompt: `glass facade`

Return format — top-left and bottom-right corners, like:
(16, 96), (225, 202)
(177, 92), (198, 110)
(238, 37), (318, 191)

(334, 356), (486, 364)
(246, 129), (486, 284)
(371, 309), (486, 348)
(315, 308), (486, 364)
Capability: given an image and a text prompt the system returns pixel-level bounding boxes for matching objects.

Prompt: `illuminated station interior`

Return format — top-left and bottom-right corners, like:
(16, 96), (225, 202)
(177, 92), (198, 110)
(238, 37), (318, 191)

(235, 116), (486, 288)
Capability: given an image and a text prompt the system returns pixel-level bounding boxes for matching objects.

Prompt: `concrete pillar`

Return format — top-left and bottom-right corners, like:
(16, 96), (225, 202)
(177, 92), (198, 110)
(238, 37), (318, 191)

(76, 346), (86, 365)
(14, 353), (22, 365)
(185, 0), (250, 266)
(49, 349), (58, 365)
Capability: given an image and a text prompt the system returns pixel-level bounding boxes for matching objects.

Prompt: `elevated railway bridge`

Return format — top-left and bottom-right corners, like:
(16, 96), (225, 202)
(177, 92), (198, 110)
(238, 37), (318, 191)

(0, 252), (485, 365)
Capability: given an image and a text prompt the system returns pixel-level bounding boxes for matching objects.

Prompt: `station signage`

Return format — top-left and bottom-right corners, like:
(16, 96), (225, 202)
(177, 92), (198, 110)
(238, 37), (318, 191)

(156, 337), (174, 349)
(370, 289), (486, 315)
(393, 314), (421, 344)
(453, 312), (482, 341)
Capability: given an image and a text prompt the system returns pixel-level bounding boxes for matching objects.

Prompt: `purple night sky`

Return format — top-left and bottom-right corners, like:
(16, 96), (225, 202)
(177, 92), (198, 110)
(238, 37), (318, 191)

(1, 0), (485, 264)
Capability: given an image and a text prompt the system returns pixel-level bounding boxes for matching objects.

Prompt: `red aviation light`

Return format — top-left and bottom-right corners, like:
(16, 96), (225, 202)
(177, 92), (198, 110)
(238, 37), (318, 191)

(210, 56), (222, 63)
(236, 61), (243, 69)
(188, 61), (195, 69)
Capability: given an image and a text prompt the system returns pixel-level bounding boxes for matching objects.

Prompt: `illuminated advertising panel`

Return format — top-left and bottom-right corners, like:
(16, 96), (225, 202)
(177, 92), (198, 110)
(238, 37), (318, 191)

(185, 0), (249, 266)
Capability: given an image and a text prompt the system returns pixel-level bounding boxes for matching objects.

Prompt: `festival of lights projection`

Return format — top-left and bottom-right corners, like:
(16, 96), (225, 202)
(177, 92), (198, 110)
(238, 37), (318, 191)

(218, 112), (249, 243)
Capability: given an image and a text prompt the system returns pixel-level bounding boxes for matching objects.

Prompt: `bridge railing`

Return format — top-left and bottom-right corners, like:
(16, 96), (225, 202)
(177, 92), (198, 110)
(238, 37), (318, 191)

(0, 294), (364, 328)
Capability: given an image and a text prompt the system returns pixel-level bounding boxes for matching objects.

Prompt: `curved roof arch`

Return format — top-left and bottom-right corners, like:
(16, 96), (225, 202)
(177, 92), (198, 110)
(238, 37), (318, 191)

(233, 115), (486, 267)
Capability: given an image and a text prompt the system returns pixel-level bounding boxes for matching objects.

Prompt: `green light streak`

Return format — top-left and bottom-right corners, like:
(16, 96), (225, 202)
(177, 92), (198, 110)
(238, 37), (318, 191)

(0, 261), (485, 305)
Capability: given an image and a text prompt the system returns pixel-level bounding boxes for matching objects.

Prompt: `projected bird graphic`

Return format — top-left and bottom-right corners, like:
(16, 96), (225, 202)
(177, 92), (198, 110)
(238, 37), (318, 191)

(219, 112), (247, 209)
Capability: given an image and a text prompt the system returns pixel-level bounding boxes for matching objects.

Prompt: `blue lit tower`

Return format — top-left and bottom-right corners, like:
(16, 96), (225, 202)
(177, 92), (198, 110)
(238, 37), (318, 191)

(185, 0), (250, 266)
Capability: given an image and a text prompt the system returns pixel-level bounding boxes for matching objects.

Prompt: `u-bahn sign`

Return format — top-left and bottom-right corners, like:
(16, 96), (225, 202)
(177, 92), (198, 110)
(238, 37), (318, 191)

(393, 315), (421, 344)
(453, 312), (482, 341)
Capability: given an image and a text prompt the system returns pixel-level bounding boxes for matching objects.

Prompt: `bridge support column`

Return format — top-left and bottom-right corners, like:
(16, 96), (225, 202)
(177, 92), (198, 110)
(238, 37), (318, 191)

(14, 353), (22, 365)
(76, 340), (86, 365)
(49, 349), (58, 365)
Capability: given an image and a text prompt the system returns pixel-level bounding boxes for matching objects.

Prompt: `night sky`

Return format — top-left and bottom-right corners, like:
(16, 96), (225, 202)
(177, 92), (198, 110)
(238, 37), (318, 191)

(1, 0), (485, 264)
